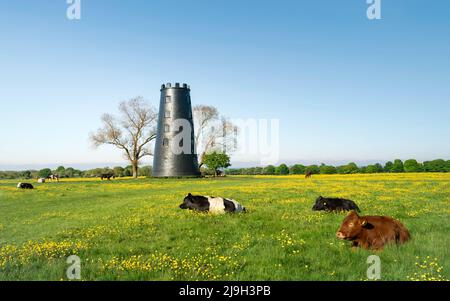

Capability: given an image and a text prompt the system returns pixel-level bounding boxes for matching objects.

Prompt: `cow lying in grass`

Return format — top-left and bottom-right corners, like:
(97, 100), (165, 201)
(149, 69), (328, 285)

(336, 211), (410, 250)
(179, 193), (246, 214)
(17, 183), (34, 189)
(312, 196), (361, 212)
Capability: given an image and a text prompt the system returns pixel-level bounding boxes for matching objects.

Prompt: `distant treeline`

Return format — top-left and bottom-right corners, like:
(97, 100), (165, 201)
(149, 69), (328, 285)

(225, 159), (450, 175)
(0, 165), (152, 180)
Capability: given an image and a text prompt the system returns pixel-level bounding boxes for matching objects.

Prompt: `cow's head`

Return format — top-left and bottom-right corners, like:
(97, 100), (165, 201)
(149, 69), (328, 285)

(179, 193), (194, 210)
(312, 196), (328, 211)
(336, 211), (371, 240)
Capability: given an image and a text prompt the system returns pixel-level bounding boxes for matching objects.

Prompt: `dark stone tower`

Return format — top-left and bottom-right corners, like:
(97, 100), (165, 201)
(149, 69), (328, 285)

(152, 83), (200, 177)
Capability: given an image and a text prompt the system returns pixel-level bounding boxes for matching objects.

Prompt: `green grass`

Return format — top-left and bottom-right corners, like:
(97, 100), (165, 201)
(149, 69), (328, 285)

(0, 173), (448, 281)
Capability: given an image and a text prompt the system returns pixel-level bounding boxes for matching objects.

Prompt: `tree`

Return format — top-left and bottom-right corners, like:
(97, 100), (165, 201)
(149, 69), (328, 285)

(423, 159), (447, 172)
(305, 165), (320, 174)
(365, 165), (378, 173)
(275, 164), (290, 175)
(203, 152), (231, 176)
(263, 165), (276, 175)
(374, 163), (384, 172)
(21, 170), (32, 179)
(38, 168), (52, 179)
(384, 161), (393, 172)
(139, 166), (152, 177)
(290, 164), (306, 175)
(320, 165), (337, 174)
(391, 159), (404, 173)
(90, 97), (157, 178)
(113, 166), (125, 177)
(65, 167), (75, 178)
(404, 159), (423, 172)
(193, 105), (237, 168)
(337, 163), (359, 174)
(55, 166), (66, 175)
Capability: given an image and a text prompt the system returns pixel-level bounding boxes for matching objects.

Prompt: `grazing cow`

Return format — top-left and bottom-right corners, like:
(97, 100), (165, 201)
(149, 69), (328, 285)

(47, 174), (60, 182)
(305, 171), (313, 179)
(17, 183), (34, 189)
(100, 173), (115, 181)
(38, 178), (46, 183)
(336, 211), (410, 250)
(312, 196), (361, 212)
(179, 193), (246, 214)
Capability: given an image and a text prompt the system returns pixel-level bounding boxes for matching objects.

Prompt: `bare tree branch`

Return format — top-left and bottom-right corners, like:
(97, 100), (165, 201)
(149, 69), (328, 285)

(193, 106), (238, 168)
(90, 97), (157, 178)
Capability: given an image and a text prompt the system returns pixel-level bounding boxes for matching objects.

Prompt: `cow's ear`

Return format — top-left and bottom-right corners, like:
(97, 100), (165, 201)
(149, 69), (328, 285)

(188, 193), (192, 197)
(361, 219), (368, 227)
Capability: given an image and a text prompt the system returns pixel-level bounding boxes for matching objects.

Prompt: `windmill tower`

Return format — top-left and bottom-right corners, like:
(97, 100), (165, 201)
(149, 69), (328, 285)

(152, 83), (200, 177)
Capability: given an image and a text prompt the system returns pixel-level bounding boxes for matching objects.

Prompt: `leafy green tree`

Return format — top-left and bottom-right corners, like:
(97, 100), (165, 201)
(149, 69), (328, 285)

(65, 167), (75, 178)
(254, 167), (264, 175)
(21, 170), (32, 179)
(391, 159), (404, 173)
(113, 166), (125, 177)
(203, 152), (231, 177)
(139, 166), (152, 177)
(365, 165), (379, 173)
(290, 164), (306, 175)
(55, 166), (66, 175)
(38, 168), (52, 179)
(320, 165), (337, 174)
(383, 161), (393, 172)
(337, 163), (359, 174)
(263, 165), (276, 175)
(305, 165), (320, 174)
(123, 167), (133, 177)
(275, 164), (290, 175)
(423, 159), (447, 172)
(404, 159), (423, 172)
(374, 163), (384, 172)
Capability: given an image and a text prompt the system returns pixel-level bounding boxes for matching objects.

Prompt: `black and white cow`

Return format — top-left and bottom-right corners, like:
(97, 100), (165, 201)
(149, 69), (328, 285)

(17, 183), (34, 189)
(179, 193), (246, 214)
(312, 196), (360, 212)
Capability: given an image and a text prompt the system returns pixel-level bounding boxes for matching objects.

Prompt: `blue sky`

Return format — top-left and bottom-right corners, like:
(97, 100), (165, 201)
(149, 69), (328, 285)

(0, 0), (449, 169)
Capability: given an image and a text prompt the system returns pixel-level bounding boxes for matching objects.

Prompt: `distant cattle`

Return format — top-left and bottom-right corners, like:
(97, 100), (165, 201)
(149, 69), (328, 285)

(100, 173), (115, 181)
(312, 196), (361, 212)
(336, 211), (410, 250)
(38, 178), (46, 183)
(305, 171), (313, 179)
(179, 193), (246, 214)
(17, 183), (34, 189)
(46, 174), (60, 182)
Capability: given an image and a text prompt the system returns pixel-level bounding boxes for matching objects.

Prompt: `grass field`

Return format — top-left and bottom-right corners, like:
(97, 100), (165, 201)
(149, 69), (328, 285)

(0, 173), (449, 281)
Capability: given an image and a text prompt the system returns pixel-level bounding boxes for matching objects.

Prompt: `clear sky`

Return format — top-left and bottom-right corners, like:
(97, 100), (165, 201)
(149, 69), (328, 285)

(0, 0), (449, 169)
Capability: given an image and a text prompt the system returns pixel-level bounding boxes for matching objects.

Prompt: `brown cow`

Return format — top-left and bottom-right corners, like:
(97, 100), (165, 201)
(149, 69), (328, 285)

(336, 211), (410, 250)
(305, 171), (313, 179)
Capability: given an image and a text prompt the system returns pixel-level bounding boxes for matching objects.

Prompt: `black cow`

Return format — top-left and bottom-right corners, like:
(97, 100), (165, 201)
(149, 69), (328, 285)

(312, 196), (360, 212)
(100, 173), (115, 180)
(179, 193), (246, 214)
(17, 183), (34, 189)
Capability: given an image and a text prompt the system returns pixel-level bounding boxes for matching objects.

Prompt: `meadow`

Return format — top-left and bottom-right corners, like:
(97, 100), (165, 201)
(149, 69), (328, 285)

(0, 173), (448, 281)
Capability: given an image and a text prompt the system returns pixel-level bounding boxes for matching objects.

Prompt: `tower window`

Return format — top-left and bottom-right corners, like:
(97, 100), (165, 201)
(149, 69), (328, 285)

(163, 138), (169, 147)
(179, 139), (184, 147)
(165, 96), (171, 103)
(164, 124), (170, 132)
(165, 111), (171, 118)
